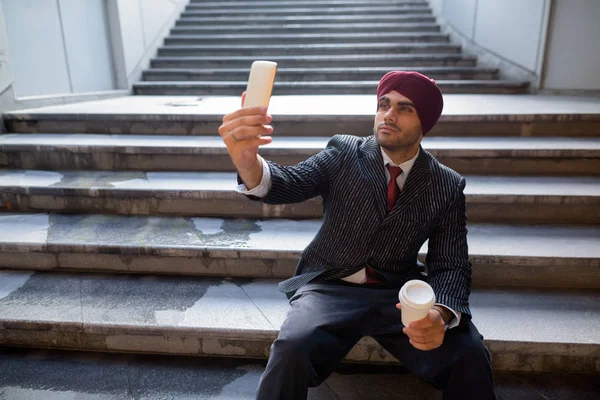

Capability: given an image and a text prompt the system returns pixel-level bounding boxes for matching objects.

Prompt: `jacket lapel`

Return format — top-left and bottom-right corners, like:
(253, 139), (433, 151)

(385, 146), (432, 220)
(358, 136), (387, 220)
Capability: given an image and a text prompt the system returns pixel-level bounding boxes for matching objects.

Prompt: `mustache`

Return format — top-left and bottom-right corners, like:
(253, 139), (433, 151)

(378, 122), (400, 132)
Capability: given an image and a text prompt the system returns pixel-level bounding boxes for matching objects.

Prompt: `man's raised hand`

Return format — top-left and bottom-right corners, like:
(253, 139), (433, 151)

(218, 92), (273, 172)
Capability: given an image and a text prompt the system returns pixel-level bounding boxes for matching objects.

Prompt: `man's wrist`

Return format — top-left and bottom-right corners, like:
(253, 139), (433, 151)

(432, 305), (453, 325)
(238, 156), (264, 190)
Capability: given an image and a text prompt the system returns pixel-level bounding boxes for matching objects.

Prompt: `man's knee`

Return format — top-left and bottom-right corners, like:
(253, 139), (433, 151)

(268, 328), (331, 387)
(270, 328), (319, 360)
(454, 327), (491, 366)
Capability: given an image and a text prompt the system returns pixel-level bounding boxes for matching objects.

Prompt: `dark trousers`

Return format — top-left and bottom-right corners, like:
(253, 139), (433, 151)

(256, 281), (496, 400)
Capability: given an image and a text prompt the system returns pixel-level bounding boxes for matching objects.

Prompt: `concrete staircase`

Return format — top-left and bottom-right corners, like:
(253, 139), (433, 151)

(1, 92), (600, 398)
(134, 0), (530, 95)
(1, 0), (599, 397)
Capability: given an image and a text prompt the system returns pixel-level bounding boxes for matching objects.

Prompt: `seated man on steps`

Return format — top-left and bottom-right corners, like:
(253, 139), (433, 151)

(218, 71), (496, 400)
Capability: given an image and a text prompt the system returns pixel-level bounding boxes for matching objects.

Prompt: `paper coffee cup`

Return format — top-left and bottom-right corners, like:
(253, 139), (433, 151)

(398, 280), (436, 327)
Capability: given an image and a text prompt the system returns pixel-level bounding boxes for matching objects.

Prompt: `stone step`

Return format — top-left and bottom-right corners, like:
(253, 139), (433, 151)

(163, 32), (449, 45)
(170, 22), (441, 35)
(150, 54), (477, 69)
(3, 134), (599, 176)
(156, 43), (460, 57)
(0, 347), (437, 399)
(133, 80), (529, 95)
(187, 0), (429, 10)
(0, 170), (598, 224)
(179, 6), (432, 18)
(0, 270), (597, 373)
(4, 95), (600, 137)
(189, 0), (428, 4)
(1, 213), (598, 288)
(2, 348), (598, 400)
(174, 14), (437, 25)
(142, 67), (497, 82)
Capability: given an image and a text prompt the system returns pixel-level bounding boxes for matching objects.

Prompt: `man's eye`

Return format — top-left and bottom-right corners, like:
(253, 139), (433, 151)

(379, 103), (388, 109)
(400, 107), (412, 112)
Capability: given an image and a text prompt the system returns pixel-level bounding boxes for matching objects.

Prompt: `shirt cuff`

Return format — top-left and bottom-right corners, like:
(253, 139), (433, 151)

(235, 155), (272, 198)
(434, 303), (462, 329)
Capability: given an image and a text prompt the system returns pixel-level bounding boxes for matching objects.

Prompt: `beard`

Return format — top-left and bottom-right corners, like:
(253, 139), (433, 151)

(374, 122), (422, 151)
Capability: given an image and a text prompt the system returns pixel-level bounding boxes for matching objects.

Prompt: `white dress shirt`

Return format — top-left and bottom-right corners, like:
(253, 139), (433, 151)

(236, 149), (461, 328)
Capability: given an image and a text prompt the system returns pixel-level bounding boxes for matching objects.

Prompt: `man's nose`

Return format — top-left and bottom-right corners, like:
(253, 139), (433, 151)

(384, 108), (396, 121)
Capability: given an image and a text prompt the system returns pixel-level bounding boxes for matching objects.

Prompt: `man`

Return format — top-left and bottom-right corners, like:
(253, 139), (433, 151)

(218, 71), (496, 400)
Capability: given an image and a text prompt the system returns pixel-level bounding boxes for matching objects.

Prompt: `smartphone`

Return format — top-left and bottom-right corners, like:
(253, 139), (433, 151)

(243, 61), (277, 109)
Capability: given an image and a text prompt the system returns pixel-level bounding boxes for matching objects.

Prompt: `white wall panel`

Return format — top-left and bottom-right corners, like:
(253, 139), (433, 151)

(116, 0), (145, 75)
(542, 0), (600, 90)
(141, 0), (177, 48)
(474, 0), (547, 72)
(58, 0), (115, 92)
(0, 2), (13, 94)
(441, 0), (477, 39)
(2, 0), (71, 97)
(428, 0), (443, 17)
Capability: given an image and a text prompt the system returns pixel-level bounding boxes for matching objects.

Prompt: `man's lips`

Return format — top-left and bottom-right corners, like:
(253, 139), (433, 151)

(378, 125), (397, 133)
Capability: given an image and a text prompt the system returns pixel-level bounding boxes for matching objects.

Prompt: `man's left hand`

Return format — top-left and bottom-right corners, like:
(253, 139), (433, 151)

(396, 303), (446, 351)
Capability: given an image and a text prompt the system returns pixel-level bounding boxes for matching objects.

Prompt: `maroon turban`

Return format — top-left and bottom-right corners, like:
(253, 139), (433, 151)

(376, 71), (444, 135)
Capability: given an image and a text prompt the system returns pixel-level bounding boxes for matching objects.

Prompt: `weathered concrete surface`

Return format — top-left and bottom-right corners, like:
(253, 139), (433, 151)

(2, 134), (599, 175)
(1, 213), (599, 288)
(4, 347), (596, 400)
(0, 271), (598, 373)
(5, 94), (600, 135)
(1, 170), (599, 223)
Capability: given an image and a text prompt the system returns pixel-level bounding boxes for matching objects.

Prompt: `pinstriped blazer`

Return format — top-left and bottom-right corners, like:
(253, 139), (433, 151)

(245, 134), (472, 318)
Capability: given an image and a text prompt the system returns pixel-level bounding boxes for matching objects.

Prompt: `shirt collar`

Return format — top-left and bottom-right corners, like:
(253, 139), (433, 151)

(380, 147), (419, 178)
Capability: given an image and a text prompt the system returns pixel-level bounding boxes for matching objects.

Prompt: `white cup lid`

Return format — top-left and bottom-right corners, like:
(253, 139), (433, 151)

(399, 280), (435, 309)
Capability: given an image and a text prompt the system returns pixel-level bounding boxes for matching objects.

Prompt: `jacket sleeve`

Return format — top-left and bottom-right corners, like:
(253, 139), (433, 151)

(425, 177), (472, 320)
(239, 135), (346, 205)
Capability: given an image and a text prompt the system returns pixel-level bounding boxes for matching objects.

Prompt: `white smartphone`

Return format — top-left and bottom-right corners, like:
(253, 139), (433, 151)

(243, 61), (277, 109)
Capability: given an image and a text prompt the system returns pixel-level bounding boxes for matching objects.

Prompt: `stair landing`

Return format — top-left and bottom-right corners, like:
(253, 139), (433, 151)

(6, 94), (600, 118)
(5, 94), (599, 137)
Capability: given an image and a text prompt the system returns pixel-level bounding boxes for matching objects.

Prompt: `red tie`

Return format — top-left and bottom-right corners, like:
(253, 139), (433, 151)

(386, 165), (403, 213)
(365, 164), (403, 284)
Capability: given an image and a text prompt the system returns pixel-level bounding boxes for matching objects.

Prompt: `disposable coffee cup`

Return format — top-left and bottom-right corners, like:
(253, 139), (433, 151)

(398, 280), (436, 327)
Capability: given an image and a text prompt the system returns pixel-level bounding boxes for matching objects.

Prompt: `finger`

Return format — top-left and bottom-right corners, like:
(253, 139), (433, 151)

(241, 91), (247, 107)
(396, 303), (402, 310)
(408, 335), (436, 345)
(409, 340), (440, 351)
(227, 125), (273, 143)
(222, 114), (272, 133)
(409, 320), (433, 330)
(222, 106), (267, 124)
(230, 115), (273, 132)
(228, 132), (273, 146)
(409, 310), (437, 329)
(409, 340), (432, 351)
(240, 136), (273, 148)
(415, 310), (445, 333)
(219, 117), (272, 140)
(403, 326), (435, 341)
(409, 315), (434, 329)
